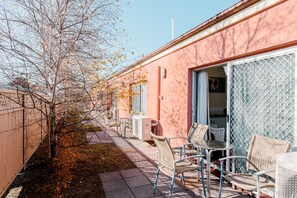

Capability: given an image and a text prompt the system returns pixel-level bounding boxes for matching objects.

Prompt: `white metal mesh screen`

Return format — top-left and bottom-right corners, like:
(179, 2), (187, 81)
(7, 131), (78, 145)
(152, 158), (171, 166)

(229, 53), (295, 172)
(277, 166), (297, 198)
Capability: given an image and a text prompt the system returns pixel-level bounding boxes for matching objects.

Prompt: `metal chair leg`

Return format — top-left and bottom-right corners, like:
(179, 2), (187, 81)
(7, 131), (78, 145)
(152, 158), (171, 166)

(153, 168), (160, 194)
(169, 170), (176, 198)
(218, 161), (224, 198)
(200, 159), (207, 198)
(181, 173), (185, 185)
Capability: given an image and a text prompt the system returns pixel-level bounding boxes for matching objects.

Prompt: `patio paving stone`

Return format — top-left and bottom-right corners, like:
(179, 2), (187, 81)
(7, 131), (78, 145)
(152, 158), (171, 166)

(134, 160), (155, 169)
(130, 184), (161, 198)
(169, 191), (194, 198)
(86, 131), (113, 144)
(120, 168), (143, 178)
(126, 152), (147, 162)
(106, 188), (135, 198)
(99, 171), (122, 182)
(139, 171), (157, 183)
(125, 175), (151, 188)
(156, 181), (184, 195)
(102, 179), (128, 192)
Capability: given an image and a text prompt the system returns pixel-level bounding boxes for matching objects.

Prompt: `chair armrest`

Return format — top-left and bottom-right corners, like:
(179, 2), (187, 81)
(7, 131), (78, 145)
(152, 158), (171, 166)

(254, 170), (275, 176)
(168, 136), (187, 141)
(174, 154), (204, 164)
(219, 156), (259, 171)
(219, 156), (247, 162)
(254, 169), (276, 197)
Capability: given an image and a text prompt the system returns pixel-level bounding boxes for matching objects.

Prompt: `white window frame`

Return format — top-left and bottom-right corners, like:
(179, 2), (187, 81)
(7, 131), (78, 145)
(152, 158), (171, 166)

(131, 83), (147, 115)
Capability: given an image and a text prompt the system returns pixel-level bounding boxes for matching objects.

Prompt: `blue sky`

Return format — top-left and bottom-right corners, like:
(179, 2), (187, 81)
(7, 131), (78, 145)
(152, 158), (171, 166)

(121, 0), (239, 63)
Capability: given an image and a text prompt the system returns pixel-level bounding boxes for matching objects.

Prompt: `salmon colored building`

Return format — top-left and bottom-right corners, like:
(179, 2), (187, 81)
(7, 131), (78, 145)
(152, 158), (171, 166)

(110, 0), (297, 154)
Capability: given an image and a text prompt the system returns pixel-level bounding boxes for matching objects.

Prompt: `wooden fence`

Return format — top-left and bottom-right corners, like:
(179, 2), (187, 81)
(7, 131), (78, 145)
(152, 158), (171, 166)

(0, 89), (47, 196)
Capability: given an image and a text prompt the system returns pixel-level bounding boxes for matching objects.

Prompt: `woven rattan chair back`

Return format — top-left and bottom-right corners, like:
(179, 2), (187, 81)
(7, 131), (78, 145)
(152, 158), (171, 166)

(188, 124), (208, 144)
(151, 132), (175, 173)
(246, 134), (290, 178)
(209, 127), (225, 141)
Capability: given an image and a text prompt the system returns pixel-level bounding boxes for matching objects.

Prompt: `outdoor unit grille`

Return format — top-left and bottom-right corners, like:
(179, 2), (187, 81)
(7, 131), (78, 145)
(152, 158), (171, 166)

(276, 152), (297, 198)
(132, 115), (151, 141)
(229, 53), (296, 172)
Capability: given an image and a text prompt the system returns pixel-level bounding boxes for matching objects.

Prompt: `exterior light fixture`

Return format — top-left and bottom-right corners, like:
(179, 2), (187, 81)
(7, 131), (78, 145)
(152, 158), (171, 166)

(161, 67), (166, 78)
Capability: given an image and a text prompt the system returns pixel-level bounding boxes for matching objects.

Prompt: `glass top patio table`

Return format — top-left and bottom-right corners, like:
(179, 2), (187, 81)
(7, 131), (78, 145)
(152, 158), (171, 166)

(194, 140), (233, 150)
(194, 140), (234, 197)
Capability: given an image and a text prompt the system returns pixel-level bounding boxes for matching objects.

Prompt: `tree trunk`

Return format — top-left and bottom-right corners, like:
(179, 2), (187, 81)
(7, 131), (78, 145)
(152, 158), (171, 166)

(50, 105), (57, 158)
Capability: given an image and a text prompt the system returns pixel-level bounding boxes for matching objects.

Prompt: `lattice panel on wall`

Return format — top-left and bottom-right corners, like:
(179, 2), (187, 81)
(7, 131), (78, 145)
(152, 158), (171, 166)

(229, 53), (295, 172)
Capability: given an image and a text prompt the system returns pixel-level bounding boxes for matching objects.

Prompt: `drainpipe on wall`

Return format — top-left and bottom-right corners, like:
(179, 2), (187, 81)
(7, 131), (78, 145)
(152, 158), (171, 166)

(157, 66), (161, 121)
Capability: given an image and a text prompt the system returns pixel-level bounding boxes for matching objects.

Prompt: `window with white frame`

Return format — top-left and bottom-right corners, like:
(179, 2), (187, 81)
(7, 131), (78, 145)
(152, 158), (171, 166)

(131, 83), (147, 115)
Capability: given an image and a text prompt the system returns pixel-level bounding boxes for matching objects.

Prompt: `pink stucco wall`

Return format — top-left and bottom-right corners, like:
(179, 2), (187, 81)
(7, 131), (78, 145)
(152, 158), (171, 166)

(116, 0), (297, 138)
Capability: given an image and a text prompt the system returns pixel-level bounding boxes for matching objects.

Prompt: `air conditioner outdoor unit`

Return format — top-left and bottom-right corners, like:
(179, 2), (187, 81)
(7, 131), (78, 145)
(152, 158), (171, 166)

(275, 152), (297, 198)
(132, 115), (151, 141)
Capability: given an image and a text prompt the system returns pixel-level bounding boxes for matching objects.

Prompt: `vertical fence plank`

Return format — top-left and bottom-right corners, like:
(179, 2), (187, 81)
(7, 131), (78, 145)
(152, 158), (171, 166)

(0, 90), (46, 196)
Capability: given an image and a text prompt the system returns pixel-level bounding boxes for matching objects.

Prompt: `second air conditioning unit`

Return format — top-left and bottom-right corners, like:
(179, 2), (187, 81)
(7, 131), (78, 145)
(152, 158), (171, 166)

(132, 115), (151, 141)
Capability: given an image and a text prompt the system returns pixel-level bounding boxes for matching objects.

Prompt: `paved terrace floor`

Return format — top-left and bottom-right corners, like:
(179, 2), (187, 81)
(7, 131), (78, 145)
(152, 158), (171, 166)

(97, 126), (249, 198)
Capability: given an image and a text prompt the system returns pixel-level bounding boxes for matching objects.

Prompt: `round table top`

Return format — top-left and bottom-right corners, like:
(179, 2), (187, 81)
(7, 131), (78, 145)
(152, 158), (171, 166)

(194, 140), (233, 150)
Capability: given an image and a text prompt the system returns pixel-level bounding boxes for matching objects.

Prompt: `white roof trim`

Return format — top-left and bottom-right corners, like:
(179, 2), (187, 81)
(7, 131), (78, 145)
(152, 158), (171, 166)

(120, 0), (280, 77)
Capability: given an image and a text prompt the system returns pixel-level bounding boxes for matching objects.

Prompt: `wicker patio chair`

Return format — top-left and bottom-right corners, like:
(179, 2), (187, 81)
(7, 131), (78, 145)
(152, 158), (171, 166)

(168, 123), (209, 158)
(150, 132), (206, 198)
(218, 134), (290, 198)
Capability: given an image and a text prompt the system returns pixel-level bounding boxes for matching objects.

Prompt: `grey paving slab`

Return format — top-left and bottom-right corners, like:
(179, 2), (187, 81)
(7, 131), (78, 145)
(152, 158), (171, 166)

(168, 191), (193, 198)
(131, 184), (162, 198)
(156, 181), (184, 196)
(100, 171), (122, 182)
(140, 170), (158, 183)
(125, 175), (151, 188)
(106, 188), (135, 198)
(102, 179), (128, 192)
(106, 130), (119, 137)
(120, 168), (143, 178)
(86, 131), (113, 144)
(126, 152), (147, 162)
(186, 188), (205, 198)
(134, 160), (155, 169)
(115, 144), (130, 149)
(190, 184), (250, 198)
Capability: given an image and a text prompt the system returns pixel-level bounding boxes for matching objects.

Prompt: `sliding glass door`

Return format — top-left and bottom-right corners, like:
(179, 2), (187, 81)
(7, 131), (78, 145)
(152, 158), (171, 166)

(227, 50), (296, 170)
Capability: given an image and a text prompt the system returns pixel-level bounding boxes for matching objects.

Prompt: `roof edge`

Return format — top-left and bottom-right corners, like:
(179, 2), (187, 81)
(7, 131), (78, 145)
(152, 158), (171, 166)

(112, 0), (260, 79)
